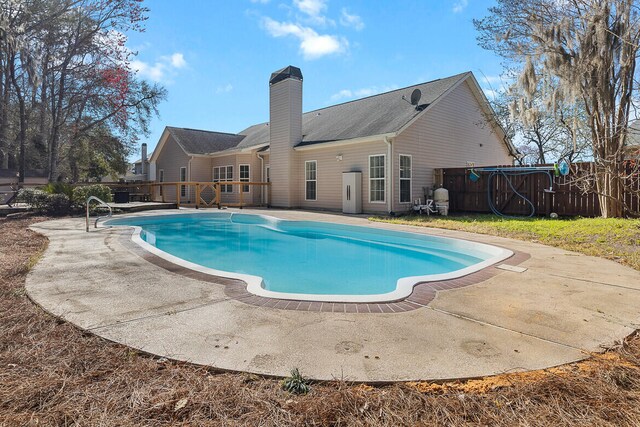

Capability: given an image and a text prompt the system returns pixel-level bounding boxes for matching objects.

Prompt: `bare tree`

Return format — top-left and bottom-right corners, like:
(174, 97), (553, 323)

(476, 0), (640, 217)
(0, 0), (166, 183)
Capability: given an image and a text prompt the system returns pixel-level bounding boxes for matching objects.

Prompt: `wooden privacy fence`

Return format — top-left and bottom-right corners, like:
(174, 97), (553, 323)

(148, 181), (271, 209)
(441, 162), (640, 217)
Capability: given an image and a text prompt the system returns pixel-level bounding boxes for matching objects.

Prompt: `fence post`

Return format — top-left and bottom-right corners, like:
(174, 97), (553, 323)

(196, 183), (200, 209)
(239, 184), (243, 209)
(268, 183), (272, 208)
(176, 183), (181, 207)
(216, 183), (221, 209)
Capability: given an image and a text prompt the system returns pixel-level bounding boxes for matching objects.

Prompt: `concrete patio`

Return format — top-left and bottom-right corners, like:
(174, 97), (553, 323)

(25, 209), (640, 382)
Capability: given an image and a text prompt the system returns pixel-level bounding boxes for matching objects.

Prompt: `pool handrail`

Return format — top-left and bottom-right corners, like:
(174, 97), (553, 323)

(86, 196), (112, 232)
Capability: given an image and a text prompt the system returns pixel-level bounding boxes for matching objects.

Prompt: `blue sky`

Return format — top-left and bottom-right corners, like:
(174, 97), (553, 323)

(126, 0), (504, 160)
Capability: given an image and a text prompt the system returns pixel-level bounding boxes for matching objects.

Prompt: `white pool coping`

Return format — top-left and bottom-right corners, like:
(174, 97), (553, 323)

(104, 211), (513, 303)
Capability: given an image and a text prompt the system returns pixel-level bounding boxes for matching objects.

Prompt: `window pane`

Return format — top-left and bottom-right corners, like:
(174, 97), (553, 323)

(240, 165), (250, 192)
(306, 181), (316, 200)
(305, 161), (316, 180)
(400, 179), (411, 203)
(400, 155), (411, 179)
(370, 179), (384, 202)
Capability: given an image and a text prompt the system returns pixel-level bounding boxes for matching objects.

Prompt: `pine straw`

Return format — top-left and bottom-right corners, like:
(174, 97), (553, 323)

(2, 216), (640, 426)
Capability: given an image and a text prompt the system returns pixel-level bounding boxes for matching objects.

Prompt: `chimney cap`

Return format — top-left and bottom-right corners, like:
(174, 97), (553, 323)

(269, 65), (303, 85)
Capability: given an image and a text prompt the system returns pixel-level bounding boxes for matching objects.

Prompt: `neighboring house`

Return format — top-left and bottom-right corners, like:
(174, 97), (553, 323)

(0, 169), (48, 186)
(626, 121), (640, 159)
(150, 66), (517, 214)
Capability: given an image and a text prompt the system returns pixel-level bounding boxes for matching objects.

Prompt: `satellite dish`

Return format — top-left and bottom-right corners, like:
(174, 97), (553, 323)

(410, 89), (422, 106)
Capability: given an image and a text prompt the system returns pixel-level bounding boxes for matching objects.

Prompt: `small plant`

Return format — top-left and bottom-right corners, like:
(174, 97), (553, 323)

(42, 182), (74, 199)
(281, 368), (311, 395)
(72, 184), (113, 207)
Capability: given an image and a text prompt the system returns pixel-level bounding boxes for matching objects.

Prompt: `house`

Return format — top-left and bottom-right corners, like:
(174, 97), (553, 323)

(149, 66), (517, 213)
(626, 121), (640, 160)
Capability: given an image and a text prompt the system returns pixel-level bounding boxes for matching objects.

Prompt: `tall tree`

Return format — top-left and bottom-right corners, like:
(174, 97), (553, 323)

(0, 0), (165, 183)
(475, 0), (640, 217)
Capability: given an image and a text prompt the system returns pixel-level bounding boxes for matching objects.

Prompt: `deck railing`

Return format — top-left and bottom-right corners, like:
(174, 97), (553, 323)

(148, 181), (271, 209)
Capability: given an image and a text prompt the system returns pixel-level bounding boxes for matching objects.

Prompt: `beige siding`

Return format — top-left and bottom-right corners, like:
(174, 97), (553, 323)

(295, 141), (390, 213)
(392, 80), (513, 213)
(154, 134), (190, 202)
(269, 78), (303, 207)
(211, 153), (264, 205)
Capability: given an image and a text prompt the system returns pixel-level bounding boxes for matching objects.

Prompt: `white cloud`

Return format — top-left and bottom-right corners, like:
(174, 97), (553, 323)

(482, 88), (498, 100)
(330, 85), (399, 101)
(216, 83), (233, 93)
(294, 0), (326, 18)
(340, 9), (364, 31)
(452, 0), (468, 13)
(170, 52), (186, 68)
(262, 17), (347, 59)
(130, 51), (187, 83)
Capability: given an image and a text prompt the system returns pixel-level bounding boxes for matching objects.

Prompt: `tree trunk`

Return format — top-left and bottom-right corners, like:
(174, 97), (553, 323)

(594, 163), (625, 218)
(9, 55), (26, 184)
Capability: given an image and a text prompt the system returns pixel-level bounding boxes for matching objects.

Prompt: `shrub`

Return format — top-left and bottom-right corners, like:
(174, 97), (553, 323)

(42, 182), (75, 199)
(72, 184), (112, 207)
(17, 188), (71, 215)
(44, 193), (72, 215)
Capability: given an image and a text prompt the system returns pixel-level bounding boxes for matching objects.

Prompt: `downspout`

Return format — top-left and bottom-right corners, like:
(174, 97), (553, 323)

(257, 152), (265, 204)
(188, 158), (192, 204)
(384, 136), (393, 215)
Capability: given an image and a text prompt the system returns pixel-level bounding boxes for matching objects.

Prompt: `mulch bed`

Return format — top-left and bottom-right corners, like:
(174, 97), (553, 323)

(2, 215), (640, 426)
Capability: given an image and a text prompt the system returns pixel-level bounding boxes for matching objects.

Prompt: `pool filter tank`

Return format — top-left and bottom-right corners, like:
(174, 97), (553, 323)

(434, 187), (449, 216)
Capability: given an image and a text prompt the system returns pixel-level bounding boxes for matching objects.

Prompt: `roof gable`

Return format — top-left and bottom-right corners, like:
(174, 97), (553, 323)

(167, 127), (245, 155)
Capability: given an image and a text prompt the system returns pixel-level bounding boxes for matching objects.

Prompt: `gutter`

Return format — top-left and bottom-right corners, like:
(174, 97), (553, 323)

(257, 151), (265, 203)
(293, 132), (397, 151)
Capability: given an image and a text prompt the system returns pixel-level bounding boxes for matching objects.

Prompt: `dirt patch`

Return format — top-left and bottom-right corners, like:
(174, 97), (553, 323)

(2, 216), (640, 425)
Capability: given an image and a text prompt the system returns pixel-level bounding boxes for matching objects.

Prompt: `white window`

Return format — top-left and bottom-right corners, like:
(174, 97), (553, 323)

(240, 164), (250, 193)
(179, 167), (187, 198)
(369, 155), (385, 203)
(159, 169), (164, 196)
(399, 154), (412, 203)
(213, 165), (233, 193)
(305, 160), (317, 201)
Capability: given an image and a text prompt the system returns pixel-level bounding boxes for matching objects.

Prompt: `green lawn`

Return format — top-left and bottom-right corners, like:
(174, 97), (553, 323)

(370, 214), (640, 271)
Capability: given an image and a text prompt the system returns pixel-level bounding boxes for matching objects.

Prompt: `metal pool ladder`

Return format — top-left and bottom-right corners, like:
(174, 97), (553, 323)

(86, 196), (112, 232)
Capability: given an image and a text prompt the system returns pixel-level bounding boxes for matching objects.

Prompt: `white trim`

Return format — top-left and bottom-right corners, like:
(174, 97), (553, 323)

(103, 211), (514, 303)
(293, 133), (396, 152)
(399, 154), (412, 204)
(304, 160), (317, 201)
(368, 154), (386, 204)
(239, 163), (250, 193)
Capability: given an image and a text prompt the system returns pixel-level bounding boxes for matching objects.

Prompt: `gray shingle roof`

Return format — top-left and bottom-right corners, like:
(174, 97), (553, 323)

(166, 127), (245, 155)
(167, 72), (470, 154)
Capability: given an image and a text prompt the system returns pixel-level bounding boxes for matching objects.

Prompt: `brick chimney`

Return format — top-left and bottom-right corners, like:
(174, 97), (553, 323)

(269, 66), (302, 208)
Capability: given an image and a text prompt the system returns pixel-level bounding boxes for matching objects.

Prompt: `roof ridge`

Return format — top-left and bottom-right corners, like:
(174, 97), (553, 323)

(303, 71), (471, 115)
(235, 72), (471, 134)
(168, 126), (241, 137)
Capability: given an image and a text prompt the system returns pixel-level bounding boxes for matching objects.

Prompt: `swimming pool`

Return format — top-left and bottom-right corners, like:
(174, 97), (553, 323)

(106, 212), (512, 303)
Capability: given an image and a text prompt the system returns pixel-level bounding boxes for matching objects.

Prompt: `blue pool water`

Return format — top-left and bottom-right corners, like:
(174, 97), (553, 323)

(107, 213), (504, 298)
